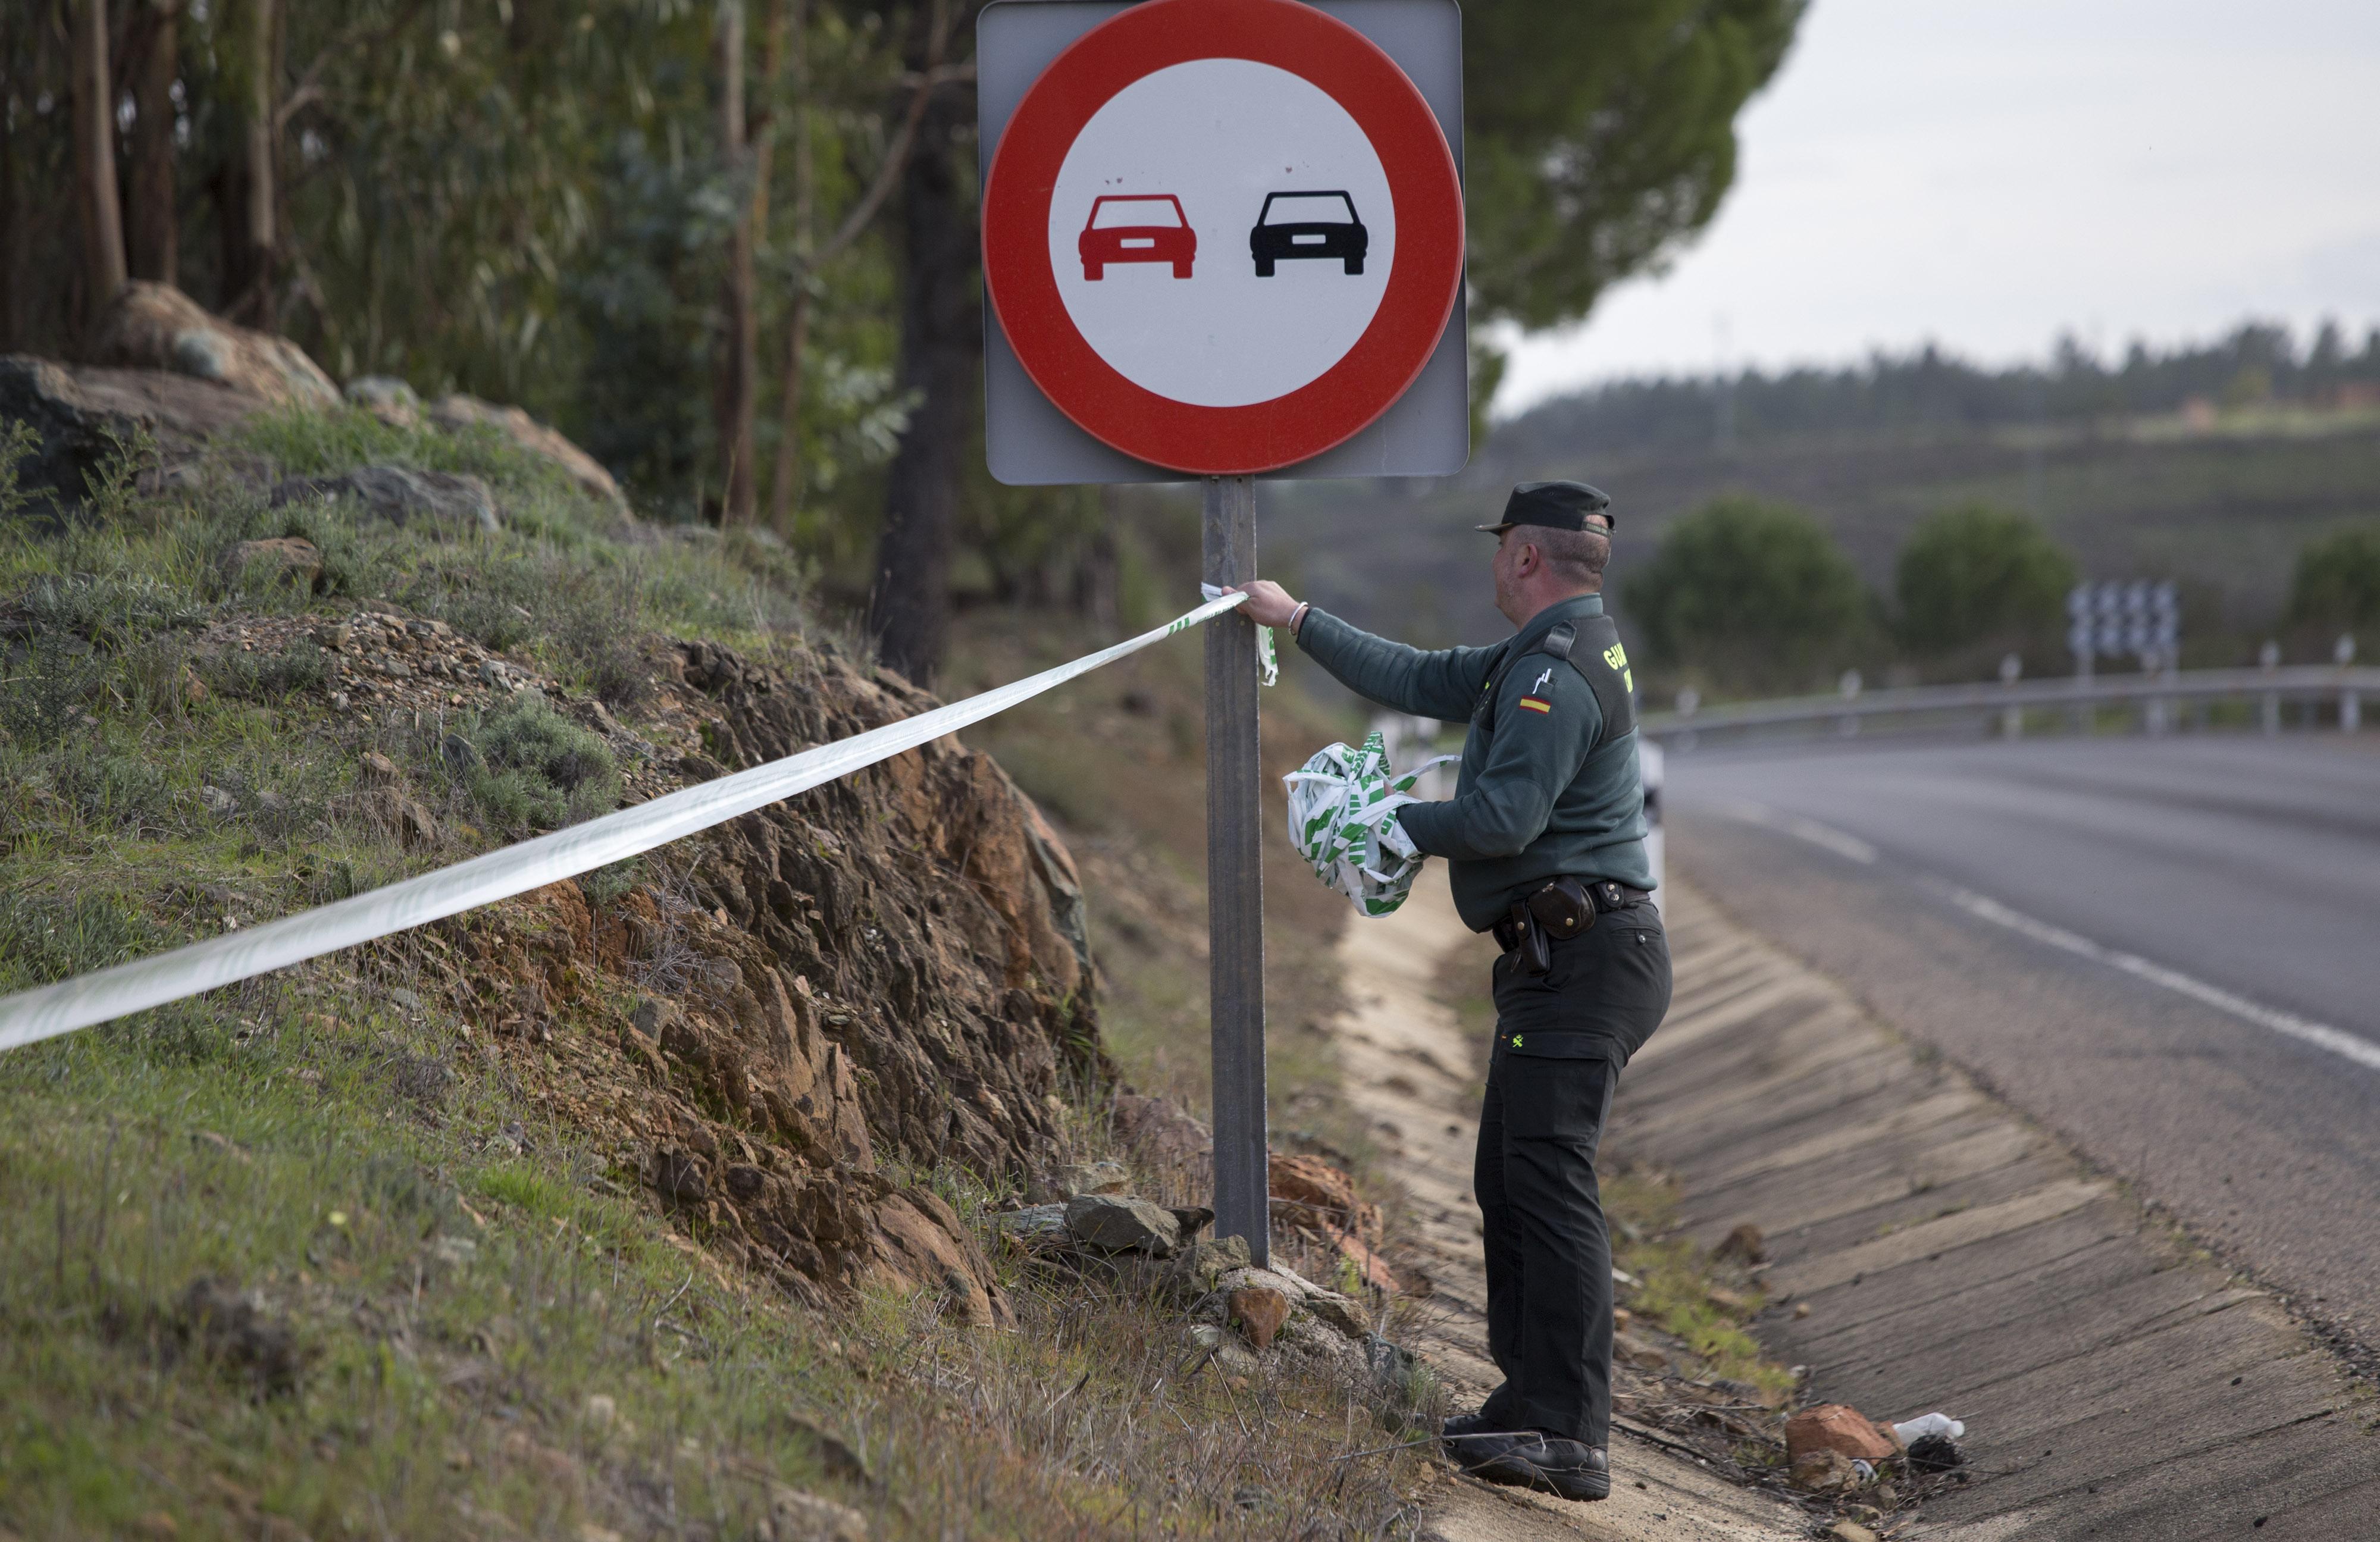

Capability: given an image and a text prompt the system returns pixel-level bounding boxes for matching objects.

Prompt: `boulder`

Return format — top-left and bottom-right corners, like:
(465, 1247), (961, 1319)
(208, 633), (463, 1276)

(991, 1203), (1071, 1251)
(1059, 1159), (1129, 1197)
(1785, 1403), (1899, 1465)
(220, 537), (323, 591)
(1300, 1289), (1373, 1342)
(1227, 1284), (1291, 1350)
(1063, 1194), (1181, 1257)
(0, 355), (263, 512)
(1111, 1092), (1211, 1173)
(345, 375), (422, 428)
(1789, 1449), (1860, 1493)
(1166, 1234), (1252, 1297)
(87, 282), (338, 408)
(271, 465), (500, 534)
(427, 393), (627, 512)
(762, 1484), (869, 1542)
(867, 1188), (1010, 1328)
(1268, 1151), (1382, 1242)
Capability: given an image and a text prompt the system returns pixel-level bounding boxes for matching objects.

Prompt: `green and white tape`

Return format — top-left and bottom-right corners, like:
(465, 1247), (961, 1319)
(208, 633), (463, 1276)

(1283, 731), (1458, 917)
(1198, 584), (1276, 686)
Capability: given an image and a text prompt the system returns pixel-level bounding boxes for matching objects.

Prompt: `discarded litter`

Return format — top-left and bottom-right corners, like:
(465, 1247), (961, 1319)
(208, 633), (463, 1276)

(1890, 1411), (1965, 1445)
(1905, 1433), (1966, 1474)
(1283, 731), (1456, 917)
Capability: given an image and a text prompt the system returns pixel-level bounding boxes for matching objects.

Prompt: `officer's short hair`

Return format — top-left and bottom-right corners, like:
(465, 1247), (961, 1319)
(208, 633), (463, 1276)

(1530, 525), (1610, 589)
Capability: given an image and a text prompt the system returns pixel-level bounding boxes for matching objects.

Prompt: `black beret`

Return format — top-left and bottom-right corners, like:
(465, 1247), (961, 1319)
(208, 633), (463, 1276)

(1476, 480), (1615, 535)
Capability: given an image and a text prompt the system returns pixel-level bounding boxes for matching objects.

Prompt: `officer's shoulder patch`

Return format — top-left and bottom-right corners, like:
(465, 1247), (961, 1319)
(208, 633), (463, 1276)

(1517, 695), (1552, 714)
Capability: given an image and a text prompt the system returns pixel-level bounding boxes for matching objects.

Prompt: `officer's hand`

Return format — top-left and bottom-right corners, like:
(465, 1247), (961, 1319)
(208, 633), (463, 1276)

(1227, 580), (1301, 629)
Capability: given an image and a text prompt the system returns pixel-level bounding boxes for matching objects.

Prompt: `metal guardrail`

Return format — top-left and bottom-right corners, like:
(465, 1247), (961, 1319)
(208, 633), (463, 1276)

(1643, 665), (2380, 744)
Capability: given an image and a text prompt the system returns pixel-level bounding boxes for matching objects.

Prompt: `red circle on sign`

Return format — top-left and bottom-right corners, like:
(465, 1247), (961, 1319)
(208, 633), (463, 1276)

(984, 0), (1463, 474)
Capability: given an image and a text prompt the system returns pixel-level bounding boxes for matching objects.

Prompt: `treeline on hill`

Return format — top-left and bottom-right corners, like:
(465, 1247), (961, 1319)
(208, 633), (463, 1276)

(3, 0), (1804, 681)
(1492, 322), (2380, 465)
(1623, 494), (2380, 703)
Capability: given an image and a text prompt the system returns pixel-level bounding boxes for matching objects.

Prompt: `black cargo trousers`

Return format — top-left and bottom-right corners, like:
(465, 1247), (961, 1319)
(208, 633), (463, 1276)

(1473, 898), (1673, 1447)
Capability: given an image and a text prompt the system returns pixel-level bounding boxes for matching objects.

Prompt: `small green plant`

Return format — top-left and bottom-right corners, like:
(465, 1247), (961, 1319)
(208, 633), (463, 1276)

(0, 419), (39, 519)
(452, 693), (621, 835)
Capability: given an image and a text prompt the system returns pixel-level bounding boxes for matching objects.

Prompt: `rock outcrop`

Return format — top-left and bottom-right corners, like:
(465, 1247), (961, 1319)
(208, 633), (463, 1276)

(87, 281), (340, 408)
(427, 392), (628, 513)
(397, 633), (1096, 1314)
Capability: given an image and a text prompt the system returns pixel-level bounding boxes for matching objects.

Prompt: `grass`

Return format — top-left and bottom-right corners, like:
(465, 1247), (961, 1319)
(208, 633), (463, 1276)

(0, 414), (1449, 1537)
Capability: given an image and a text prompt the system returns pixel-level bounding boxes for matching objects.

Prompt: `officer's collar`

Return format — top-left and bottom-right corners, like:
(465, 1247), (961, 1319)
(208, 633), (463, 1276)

(1510, 593), (1604, 650)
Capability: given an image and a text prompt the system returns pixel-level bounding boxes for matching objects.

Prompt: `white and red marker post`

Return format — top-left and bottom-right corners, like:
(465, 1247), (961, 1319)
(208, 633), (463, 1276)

(981, 0), (1465, 1264)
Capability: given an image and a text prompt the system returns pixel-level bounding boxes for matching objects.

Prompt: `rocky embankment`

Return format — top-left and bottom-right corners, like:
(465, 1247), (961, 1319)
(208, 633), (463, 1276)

(2, 282), (1107, 1322)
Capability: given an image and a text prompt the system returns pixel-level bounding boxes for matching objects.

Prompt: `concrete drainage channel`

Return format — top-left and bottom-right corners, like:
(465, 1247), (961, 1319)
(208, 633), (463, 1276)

(1618, 877), (2380, 1538)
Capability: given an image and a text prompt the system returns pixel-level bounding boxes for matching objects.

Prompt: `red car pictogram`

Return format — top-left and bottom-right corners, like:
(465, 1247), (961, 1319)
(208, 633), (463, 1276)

(1079, 195), (1196, 280)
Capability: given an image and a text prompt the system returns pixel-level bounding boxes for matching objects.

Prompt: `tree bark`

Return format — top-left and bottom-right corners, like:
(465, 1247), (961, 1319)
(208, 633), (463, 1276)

(221, 0), (276, 325)
(71, 0), (130, 332)
(713, 0), (758, 525)
(124, 0), (180, 286)
(766, 0), (812, 531)
(865, 55), (977, 685)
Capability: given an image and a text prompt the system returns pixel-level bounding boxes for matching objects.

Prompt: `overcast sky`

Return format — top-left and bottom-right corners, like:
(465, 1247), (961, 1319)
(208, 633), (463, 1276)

(1493, 0), (2380, 410)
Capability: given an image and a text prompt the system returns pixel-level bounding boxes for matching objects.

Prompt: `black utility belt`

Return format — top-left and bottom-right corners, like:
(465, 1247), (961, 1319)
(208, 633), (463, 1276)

(1492, 877), (1652, 975)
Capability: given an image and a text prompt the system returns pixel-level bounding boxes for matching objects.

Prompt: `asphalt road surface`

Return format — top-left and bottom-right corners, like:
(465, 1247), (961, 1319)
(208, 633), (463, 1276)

(1663, 733), (2380, 1374)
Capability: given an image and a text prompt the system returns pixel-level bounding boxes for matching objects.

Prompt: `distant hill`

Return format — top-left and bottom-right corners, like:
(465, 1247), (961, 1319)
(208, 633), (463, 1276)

(1267, 324), (2380, 672)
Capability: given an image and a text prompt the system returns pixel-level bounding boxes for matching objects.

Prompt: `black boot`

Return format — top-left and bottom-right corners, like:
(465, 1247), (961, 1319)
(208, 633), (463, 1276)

(1467, 1432), (1611, 1502)
(1439, 1409), (1505, 1457)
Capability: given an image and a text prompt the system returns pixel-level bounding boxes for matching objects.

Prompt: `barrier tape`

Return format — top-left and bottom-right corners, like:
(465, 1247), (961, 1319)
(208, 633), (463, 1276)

(0, 591), (1251, 1053)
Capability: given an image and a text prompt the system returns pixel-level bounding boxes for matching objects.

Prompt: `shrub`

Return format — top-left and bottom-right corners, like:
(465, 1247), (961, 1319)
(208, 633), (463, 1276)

(1894, 504), (2077, 660)
(2286, 523), (2380, 634)
(202, 641), (330, 702)
(453, 694), (620, 835)
(1624, 495), (1871, 694)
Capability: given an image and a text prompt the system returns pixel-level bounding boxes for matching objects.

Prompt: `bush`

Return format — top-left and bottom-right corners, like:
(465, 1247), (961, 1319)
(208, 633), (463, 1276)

(452, 694), (621, 835)
(2286, 523), (2380, 634)
(1624, 496), (1870, 694)
(202, 641), (329, 702)
(1894, 504), (2077, 661)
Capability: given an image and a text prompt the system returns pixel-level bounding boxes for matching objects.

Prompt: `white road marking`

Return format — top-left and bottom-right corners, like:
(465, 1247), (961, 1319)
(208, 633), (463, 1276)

(1722, 801), (1878, 864)
(1720, 799), (2380, 1075)
(1933, 882), (2380, 1075)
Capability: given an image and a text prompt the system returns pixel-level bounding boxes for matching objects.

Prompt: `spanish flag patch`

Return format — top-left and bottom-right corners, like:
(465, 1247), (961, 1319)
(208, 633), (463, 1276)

(1517, 695), (1553, 714)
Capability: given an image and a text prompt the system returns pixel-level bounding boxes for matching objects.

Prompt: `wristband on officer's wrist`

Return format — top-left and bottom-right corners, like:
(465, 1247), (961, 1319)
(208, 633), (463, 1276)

(1289, 601), (1311, 637)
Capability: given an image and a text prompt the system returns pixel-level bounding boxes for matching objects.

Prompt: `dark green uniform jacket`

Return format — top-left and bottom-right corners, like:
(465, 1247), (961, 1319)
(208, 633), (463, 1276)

(1296, 595), (1654, 933)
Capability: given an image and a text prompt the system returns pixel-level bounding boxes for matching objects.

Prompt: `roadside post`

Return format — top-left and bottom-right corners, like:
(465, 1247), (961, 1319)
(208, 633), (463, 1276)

(978, 0), (1468, 1263)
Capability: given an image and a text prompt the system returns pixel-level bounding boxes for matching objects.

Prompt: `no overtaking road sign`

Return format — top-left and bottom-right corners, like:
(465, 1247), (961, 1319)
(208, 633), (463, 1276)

(981, 0), (1466, 479)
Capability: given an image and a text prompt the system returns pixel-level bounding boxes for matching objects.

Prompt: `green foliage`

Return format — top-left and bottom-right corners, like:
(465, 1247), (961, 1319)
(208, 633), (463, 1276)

(454, 694), (621, 835)
(0, 420), (38, 519)
(2286, 523), (2380, 633)
(1894, 504), (2078, 659)
(202, 641), (331, 703)
(1624, 495), (1869, 692)
(15, 572), (211, 648)
(1464, 0), (1805, 330)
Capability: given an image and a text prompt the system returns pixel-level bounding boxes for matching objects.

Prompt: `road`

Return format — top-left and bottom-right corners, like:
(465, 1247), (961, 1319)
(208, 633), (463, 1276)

(1662, 734), (2380, 1374)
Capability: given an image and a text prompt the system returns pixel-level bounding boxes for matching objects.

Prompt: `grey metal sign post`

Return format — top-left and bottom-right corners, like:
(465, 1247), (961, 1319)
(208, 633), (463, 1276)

(978, 0), (1466, 1267)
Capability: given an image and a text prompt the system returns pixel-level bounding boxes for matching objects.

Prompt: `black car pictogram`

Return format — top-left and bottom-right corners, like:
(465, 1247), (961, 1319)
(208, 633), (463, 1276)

(1250, 190), (1368, 277)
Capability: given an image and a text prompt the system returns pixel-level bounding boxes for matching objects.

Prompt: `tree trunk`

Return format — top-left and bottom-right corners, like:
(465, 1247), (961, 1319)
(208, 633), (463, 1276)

(71, 0), (130, 333)
(712, 0), (758, 525)
(865, 67), (978, 685)
(766, 0), (812, 532)
(221, 0), (275, 325)
(0, 10), (23, 351)
(125, 0), (180, 286)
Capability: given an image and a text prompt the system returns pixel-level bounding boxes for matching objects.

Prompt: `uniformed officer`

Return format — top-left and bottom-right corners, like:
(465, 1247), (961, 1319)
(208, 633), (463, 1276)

(1230, 479), (1669, 1503)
